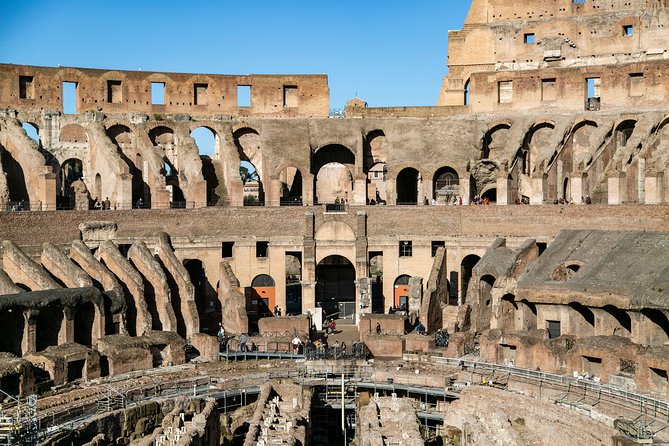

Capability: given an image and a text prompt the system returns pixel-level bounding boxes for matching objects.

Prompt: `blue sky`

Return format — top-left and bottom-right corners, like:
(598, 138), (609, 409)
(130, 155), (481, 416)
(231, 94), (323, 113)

(0, 0), (471, 110)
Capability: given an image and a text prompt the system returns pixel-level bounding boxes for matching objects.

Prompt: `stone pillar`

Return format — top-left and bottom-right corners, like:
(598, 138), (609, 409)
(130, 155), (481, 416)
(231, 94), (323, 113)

(637, 158), (646, 204)
(496, 177), (511, 205)
(386, 179), (397, 205)
(303, 174), (314, 206)
(557, 160), (564, 200)
(608, 172), (625, 205)
(644, 172), (664, 204)
(460, 176), (471, 205)
(41, 168), (57, 211)
(302, 212), (316, 312)
(23, 309), (38, 355)
(353, 176), (367, 205)
(268, 178), (281, 207)
(530, 177), (544, 205)
(62, 307), (75, 345)
(229, 179), (244, 207)
(570, 173), (585, 203)
(422, 175), (433, 205)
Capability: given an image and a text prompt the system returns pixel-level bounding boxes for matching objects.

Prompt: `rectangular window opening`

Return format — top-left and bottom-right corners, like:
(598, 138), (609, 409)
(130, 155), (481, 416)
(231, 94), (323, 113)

(585, 77), (601, 110)
(541, 78), (556, 101)
(524, 33), (535, 44)
(222, 242), (234, 258)
(194, 83), (208, 106)
(62, 81), (78, 114)
(256, 241), (269, 258)
(547, 320), (561, 339)
(399, 241), (413, 257)
(283, 85), (298, 108)
(629, 73), (645, 97)
(237, 85), (251, 108)
(107, 80), (122, 104)
(151, 82), (165, 105)
(19, 76), (34, 99)
(498, 80), (513, 104)
(623, 25), (634, 36)
(431, 241), (445, 257)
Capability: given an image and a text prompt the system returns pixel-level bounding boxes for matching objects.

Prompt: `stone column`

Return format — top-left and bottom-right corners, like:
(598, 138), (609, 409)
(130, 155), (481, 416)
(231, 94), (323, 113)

(62, 307), (75, 345)
(530, 177), (544, 204)
(459, 176), (471, 205)
(570, 172), (585, 203)
(303, 174), (314, 206)
(608, 172), (625, 205)
(496, 176), (511, 205)
(353, 175), (367, 206)
(267, 178), (281, 207)
(23, 309), (39, 355)
(422, 175), (433, 205)
(302, 212), (316, 312)
(557, 160), (564, 200)
(644, 172), (664, 204)
(386, 179), (397, 205)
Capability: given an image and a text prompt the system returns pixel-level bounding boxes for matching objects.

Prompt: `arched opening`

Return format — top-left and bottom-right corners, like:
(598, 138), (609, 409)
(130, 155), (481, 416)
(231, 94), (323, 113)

(59, 123), (87, 144)
(460, 254), (481, 304)
(279, 166), (303, 206)
(478, 274), (496, 331)
(234, 128), (264, 206)
(107, 124), (147, 206)
(522, 123), (555, 177)
(36, 305), (63, 351)
(367, 162), (388, 205)
(285, 253), (302, 315)
(499, 293), (517, 332)
(0, 143), (29, 203)
(396, 168), (420, 205)
(481, 188), (497, 203)
(369, 252), (384, 313)
(393, 275), (411, 310)
(641, 309), (669, 345)
(247, 274), (276, 324)
(316, 255), (356, 320)
(363, 130), (388, 205)
(184, 259), (217, 334)
(433, 166), (460, 204)
(22, 122), (41, 148)
(60, 158), (83, 209)
(616, 120), (636, 148)
(603, 305), (632, 336)
(519, 299), (538, 331)
(482, 124), (510, 160)
(568, 302), (595, 335)
(0, 309), (24, 356)
(190, 127), (221, 206)
(312, 145), (355, 205)
(73, 302), (95, 346)
(563, 177), (571, 202)
(241, 160), (263, 206)
(94, 173), (102, 203)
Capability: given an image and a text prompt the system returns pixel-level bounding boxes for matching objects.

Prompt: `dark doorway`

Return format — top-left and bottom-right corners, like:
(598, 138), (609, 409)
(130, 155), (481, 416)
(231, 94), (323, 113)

(316, 256), (356, 320)
(36, 305), (63, 351)
(74, 302), (95, 346)
(396, 168), (419, 205)
(460, 254), (481, 304)
(0, 309), (24, 356)
(67, 359), (85, 382)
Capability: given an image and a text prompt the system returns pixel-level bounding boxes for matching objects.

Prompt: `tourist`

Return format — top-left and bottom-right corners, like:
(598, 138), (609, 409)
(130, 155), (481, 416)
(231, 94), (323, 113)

(273, 305), (279, 316)
(93, 197), (102, 210)
(585, 195), (592, 205)
(416, 321), (426, 335)
(103, 197), (111, 210)
(333, 340), (340, 356)
(239, 333), (247, 352)
(292, 335), (302, 354)
(375, 322), (381, 335)
(136, 197), (143, 209)
(341, 341), (347, 356)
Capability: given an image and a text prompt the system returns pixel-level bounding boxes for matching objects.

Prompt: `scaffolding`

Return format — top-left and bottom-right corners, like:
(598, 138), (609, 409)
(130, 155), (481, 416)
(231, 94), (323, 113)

(96, 384), (126, 413)
(0, 392), (39, 446)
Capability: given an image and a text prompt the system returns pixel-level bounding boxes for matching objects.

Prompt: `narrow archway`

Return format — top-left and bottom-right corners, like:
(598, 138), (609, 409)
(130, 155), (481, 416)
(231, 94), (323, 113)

(285, 253), (302, 315)
(433, 166), (459, 203)
(248, 274), (276, 320)
(393, 275), (411, 310)
(312, 145), (355, 205)
(36, 305), (63, 351)
(280, 167), (303, 206)
(316, 255), (356, 320)
(60, 158), (83, 209)
(396, 168), (419, 205)
(460, 254), (481, 304)
(0, 309), (24, 356)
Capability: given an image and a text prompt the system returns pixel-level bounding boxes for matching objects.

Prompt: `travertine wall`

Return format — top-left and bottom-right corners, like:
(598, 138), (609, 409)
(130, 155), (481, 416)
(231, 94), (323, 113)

(0, 64), (329, 118)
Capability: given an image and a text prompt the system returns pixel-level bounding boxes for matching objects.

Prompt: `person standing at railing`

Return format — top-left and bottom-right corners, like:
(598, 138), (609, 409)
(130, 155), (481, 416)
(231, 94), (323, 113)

(239, 333), (247, 352)
(292, 335), (302, 354)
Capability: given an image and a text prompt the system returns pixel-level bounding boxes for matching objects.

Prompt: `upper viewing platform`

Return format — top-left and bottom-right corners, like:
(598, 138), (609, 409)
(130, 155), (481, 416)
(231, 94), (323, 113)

(0, 63), (330, 118)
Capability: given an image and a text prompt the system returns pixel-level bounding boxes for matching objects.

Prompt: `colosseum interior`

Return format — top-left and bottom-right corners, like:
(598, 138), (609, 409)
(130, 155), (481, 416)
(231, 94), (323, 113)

(1, 0), (669, 445)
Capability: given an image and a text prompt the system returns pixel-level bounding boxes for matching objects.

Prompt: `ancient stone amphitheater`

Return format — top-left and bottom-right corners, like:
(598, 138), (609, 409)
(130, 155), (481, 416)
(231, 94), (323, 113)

(1, 0), (669, 445)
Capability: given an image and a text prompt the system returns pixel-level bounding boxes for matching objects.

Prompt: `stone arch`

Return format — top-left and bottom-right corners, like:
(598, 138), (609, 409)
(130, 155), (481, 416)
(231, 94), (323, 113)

(106, 124), (147, 206)
(393, 274), (412, 309)
(276, 165), (303, 205)
(1, 141), (29, 202)
(248, 274), (276, 319)
(60, 158), (84, 206)
(21, 122), (41, 147)
(499, 293), (517, 332)
(396, 167), (420, 205)
(568, 302), (595, 336)
(482, 123), (511, 160)
(616, 120), (637, 149)
(518, 299), (538, 331)
(59, 123), (88, 144)
(433, 166), (460, 203)
(234, 127), (264, 205)
(640, 309), (669, 346)
(460, 254), (481, 304)
(464, 79), (471, 105)
(602, 305), (632, 337)
(316, 255), (356, 320)
(312, 144), (355, 204)
(521, 122), (555, 176)
(363, 129), (388, 171)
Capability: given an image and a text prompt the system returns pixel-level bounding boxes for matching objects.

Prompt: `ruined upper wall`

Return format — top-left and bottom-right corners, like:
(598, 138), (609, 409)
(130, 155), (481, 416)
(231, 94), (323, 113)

(439, 0), (669, 107)
(0, 64), (329, 118)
